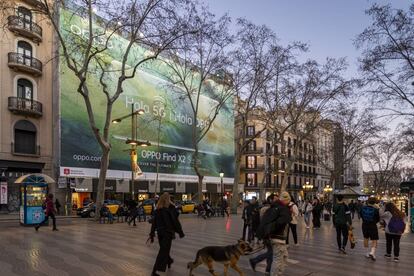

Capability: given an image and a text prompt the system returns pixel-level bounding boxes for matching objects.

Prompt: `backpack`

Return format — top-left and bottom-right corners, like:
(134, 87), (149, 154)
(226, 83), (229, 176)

(256, 207), (279, 239)
(361, 206), (375, 223)
(388, 216), (405, 235)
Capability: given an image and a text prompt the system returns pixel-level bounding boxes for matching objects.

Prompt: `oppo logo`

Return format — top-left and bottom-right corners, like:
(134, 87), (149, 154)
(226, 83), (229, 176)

(69, 24), (114, 49)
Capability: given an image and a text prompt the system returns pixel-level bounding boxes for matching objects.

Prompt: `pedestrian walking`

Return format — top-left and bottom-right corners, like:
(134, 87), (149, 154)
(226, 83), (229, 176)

(127, 200), (138, 226)
(303, 199), (313, 229)
(287, 197), (299, 245)
(349, 200), (356, 220)
(55, 198), (61, 215)
(355, 201), (362, 220)
(35, 194), (58, 231)
(242, 200), (252, 242)
(250, 197), (261, 243)
(312, 198), (322, 228)
(249, 194), (278, 275)
(380, 202), (406, 262)
(222, 198), (230, 217)
(149, 192), (185, 276)
(332, 195), (352, 254)
(361, 197), (380, 261)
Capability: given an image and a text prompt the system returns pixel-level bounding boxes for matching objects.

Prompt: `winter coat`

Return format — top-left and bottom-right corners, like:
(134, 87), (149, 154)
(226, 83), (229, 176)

(150, 207), (184, 239)
(44, 198), (55, 216)
(262, 201), (292, 240)
(332, 201), (352, 226)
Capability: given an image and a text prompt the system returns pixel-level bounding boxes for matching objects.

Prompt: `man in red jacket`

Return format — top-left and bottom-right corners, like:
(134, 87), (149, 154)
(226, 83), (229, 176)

(35, 194), (58, 231)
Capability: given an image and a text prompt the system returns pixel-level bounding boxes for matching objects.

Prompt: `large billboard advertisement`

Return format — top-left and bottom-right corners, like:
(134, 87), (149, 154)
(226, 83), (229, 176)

(59, 8), (235, 183)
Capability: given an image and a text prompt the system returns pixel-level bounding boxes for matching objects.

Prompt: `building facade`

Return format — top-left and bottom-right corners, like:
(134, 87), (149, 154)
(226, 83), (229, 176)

(237, 110), (318, 201)
(316, 121), (334, 194)
(0, 0), (54, 213)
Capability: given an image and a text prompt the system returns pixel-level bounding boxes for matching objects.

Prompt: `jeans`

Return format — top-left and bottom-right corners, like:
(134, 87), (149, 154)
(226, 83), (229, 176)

(271, 240), (288, 276)
(385, 233), (401, 257)
(335, 224), (348, 249)
(304, 213), (311, 227)
(286, 223), (298, 244)
(250, 240), (273, 272)
(242, 222), (252, 242)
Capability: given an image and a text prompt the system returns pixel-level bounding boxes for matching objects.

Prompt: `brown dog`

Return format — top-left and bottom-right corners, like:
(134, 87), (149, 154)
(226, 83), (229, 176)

(187, 240), (253, 276)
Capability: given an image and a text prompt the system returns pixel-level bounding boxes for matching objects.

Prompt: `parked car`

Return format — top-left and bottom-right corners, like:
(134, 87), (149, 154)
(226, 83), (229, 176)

(179, 200), (196, 214)
(77, 200), (121, 218)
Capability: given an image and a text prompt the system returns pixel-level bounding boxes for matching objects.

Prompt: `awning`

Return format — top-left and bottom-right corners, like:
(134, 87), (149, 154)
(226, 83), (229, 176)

(0, 160), (44, 171)
(14, 173), (55, 184)
(334, 186), (365, 196)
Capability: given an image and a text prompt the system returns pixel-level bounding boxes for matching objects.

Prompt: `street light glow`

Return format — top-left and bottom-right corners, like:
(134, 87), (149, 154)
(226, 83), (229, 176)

(112, 118), (122, 124)
(136, 109), (145, 115)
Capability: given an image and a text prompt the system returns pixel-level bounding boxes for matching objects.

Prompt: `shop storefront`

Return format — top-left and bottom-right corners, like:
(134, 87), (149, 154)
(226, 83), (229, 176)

(71, 178), (93, 209)
(135, 181), (149, 201)
(0, 161), (45, 214)
(185, 182), (198, 201)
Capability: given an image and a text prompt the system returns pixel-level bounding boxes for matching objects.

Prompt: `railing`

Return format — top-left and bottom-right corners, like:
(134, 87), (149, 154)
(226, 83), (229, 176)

(8, 96), (43, 117)
(243, 147), (263, 154)
(11, 142), (40, 156)
(8, 52), (43, 74)
(240, 165), (265, 171)
(8, 15), (42, 39)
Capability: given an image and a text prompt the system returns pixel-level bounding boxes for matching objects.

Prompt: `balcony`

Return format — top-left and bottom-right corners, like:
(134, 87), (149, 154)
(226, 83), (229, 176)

(11, 142), (40, 157)
(240, 165), (265, 171)
(8, 16), (43, 42)
(22, 0), (45, 9)
(243, 147), (263, 154)
(8, 97), (43, 117)
(8, 52), (42, 76)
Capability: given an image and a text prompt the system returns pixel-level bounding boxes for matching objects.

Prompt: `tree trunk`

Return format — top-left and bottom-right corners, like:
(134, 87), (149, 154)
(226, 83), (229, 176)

(197, 174), (204, 203)
(95, 147), (110, 220)
(230, 156), (242, 214)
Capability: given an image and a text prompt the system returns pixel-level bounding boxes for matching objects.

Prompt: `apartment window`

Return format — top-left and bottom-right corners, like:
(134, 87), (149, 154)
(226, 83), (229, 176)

(294, 163), (298, 172)
(293, 139), (297, 147)
(246, 126), (255, 136)
(266, 174), (272, 187)
(17, 41), (32, 66)
(14, 120), (36, 154)
(288, 176), (291, 187)
(281, 160), (285, 169)
(17, 6), (32, 29)
(299, 164), (302, 172)
(246, 173), (257, 187)
(246, 156), (256, 168)
(266, 142), (270, 151)
(274, 145), (278, 154)
(247, 140), (256, 151)
(17, 78), (33, 100)
(288, 149), (291, 158)
(304, 166), (307, 173)
(288, 137), (291, 146)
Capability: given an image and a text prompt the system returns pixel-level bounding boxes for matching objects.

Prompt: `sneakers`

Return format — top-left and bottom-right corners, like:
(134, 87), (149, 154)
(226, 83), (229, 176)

(394, 257), (399, 263)
(384, 254), (391, 259)
(339, 248), (347, 254)
(34, 225), (40, 231)
(249, 259), (256, 272)
(369, 254), (376, 261)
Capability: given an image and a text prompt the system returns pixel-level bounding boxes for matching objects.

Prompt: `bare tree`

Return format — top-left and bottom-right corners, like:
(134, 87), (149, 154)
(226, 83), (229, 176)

(316, 103), (381, 189)
(229, 19), (304, 211)
(356, 4), (414, 118)
(161, 9), (233, 203)
(364, 136), (406, 195)
(2, 0), (197, 217)
(262, 57), (351, 193)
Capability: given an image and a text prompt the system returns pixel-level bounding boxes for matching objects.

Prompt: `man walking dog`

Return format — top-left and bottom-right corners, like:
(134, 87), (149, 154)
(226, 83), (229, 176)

(256, 192), (292, 276)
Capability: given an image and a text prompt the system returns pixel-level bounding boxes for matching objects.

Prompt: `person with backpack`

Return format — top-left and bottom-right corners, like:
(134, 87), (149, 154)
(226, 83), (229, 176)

(249, 194), (278, 276)
(332, 195), (352, 254)
(380, 202), (406, 262)
(287, 196), (299, 245)
(255, 192), (292, 276)
(361, 197), (380, 261)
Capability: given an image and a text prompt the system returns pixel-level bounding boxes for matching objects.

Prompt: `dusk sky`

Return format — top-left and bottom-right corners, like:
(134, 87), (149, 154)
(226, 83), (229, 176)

(206, 0), (410, 78)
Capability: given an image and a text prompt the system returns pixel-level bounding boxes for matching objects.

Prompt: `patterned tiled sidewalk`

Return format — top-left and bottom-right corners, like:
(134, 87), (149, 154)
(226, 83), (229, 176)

(0, 214), (412, 276)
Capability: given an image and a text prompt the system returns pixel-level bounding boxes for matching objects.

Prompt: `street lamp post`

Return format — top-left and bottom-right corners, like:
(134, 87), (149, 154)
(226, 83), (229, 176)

(112, 106), (150, 200)
(323, 184), (333, 200)
(220, 169), (224, 210)
(302, 181), (314, 200)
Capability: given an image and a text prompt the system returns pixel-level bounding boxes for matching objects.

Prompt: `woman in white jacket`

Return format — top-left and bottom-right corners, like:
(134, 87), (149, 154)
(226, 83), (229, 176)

(303, 199), (313, 229)
(287, 198), (299, 245)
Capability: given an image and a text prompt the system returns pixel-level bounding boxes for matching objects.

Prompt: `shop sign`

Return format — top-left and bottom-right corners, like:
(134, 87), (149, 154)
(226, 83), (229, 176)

(58, 177), (67, 189)
(0, 182), (7, 204)
(75, 178), (93, 192)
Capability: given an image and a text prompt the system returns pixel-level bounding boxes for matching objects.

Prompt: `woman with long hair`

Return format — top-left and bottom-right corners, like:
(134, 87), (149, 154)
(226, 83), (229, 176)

(287, 196), (299, 245)
(381, 202), (406, 262)
(149, 192), (185, 276)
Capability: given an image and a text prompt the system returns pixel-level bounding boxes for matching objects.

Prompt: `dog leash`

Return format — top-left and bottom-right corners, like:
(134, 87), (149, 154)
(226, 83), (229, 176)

(244, 244), (265, 255)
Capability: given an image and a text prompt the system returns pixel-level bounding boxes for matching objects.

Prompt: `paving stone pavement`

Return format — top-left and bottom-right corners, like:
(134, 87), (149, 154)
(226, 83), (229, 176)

(0, 214), (413, 276)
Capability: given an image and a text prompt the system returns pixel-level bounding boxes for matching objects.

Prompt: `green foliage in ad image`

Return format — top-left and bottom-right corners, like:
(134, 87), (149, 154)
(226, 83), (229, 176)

(59, 8), (235, 178)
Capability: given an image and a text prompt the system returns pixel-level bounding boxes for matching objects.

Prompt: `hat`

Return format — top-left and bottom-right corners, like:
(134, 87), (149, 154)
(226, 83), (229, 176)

(280, 192), (291, 203)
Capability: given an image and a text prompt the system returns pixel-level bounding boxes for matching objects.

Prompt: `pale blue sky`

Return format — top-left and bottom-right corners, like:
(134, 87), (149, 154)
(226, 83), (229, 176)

(206, 0), (410, 78)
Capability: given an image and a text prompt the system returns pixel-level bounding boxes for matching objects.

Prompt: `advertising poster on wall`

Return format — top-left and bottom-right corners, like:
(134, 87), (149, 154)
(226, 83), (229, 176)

(58, 7), (235, 183)
(0, 182), (7, 204)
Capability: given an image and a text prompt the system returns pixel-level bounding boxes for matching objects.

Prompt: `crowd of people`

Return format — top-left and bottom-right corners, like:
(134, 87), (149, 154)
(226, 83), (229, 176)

(241, 194), (407, 275)
(34, 192), (407, 276)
